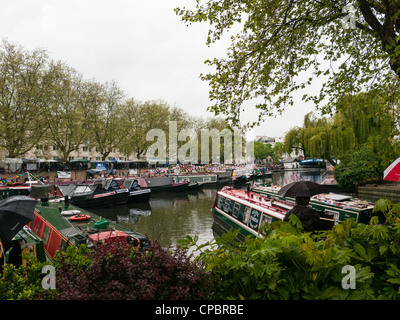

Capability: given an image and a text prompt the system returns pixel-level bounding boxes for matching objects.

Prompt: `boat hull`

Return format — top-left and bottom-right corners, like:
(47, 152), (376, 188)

(128, 189), (151, 203)
(70, 191), (118, 208)
(115, 189), (129, 205)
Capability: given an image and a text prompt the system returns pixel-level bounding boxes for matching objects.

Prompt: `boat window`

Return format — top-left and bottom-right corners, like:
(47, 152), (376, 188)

(42, 226), (51, 245)
(232, 202), (240, 218)
(60, 239), (69, 251)
(262, 214), (272, 225)
(325, 209), (340, 223)
(224, 199), (231, 213)
(217, 195), (225, 208)
(244, 207), (251, 225)
(35, 219), (41, 234)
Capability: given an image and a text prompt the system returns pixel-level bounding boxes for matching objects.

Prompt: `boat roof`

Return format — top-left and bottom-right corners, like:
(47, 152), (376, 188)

(35, 201), (147, 242)
(218, 187), (288, 219)
(88, 230), (129, 242)
(252, 185), (375, 212)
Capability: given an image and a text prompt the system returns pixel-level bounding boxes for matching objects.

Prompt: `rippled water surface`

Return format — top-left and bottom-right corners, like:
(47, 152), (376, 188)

(89, 188), (217, 247)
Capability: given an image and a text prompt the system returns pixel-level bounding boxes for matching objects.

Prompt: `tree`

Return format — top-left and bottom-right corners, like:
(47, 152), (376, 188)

(0, 40), (51, 157)
(334, 91), (400, 164)
(176, 1), (400, 127)
(272, 142), (283, 163)
(334, 145), (385, 189)
(250, 141), (273, 161)
(44, 63), (101, 160)
(87, 81), (125, 161)
(120, 99), (173, 160)
(284, 112), (355, 165)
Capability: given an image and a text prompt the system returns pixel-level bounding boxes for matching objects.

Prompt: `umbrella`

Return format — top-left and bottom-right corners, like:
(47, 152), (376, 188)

(383, 157), (400, 182)
(0, 196), (37, 244)
(278, 180), (328, 198)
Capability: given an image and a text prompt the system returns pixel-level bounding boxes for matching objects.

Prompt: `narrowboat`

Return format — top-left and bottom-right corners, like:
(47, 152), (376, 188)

(212, 186), (289, 242)
(57, 184), (121, 208)
(251, 185), (376, 224)
(0, 185), (31, 199)
(141, 176), (190, 193)
(28, 200), (147, 261)
(122, 179), (151, 203)
(212, 186), (361, 242)
(143, 176), (174, 193)
(170, 173), (219, 185)
(101, 179), (130, 204)
(168, 171), (232, 186)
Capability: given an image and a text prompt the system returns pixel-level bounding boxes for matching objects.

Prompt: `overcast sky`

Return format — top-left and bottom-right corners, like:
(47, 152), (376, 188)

(0, 0), (318, 138)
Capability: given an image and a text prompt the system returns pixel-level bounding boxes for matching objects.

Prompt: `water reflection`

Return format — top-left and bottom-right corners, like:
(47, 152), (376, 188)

(89, 188), (217, 248)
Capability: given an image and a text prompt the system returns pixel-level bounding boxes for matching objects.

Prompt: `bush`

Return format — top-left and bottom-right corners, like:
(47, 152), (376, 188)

(0, 258), (54, 300)
(333, 146), (385, 190)
(53, 236), (213, 300)
(182, 199), (400, 300)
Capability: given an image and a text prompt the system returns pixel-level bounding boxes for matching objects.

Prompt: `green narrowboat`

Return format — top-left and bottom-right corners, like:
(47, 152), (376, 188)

(212, 186), (290, 242)
(251, 185), (375, 224)
(28, 199), (148, 261)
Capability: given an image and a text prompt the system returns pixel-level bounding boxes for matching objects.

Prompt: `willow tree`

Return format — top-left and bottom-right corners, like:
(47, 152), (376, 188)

(284, 90), (400, 166)
(284, 112), (355, 165)
(175, 1), (400, 127)
(335, 91), (400, 164)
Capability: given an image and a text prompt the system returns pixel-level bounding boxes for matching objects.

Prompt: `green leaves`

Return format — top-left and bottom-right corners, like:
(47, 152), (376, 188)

(181, 196), (400, 300)
(176, 1), (400, 128)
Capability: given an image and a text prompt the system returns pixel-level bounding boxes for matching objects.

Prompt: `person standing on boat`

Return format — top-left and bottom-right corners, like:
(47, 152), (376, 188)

(283, 197), (322, 232)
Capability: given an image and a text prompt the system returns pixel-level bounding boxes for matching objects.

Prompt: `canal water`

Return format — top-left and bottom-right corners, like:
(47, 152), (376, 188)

(90, 188), (217, 248)
(89, 170), (332, 248)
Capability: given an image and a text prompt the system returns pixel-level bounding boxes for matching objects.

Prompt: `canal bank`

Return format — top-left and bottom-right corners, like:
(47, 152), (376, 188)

(357, 182), (400, 202)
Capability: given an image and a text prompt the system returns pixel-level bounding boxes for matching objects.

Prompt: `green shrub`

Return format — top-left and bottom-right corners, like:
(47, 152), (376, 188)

(181, 198), (400, 300)
(53, 236), (214, 300)
(0, 258), (54, 300)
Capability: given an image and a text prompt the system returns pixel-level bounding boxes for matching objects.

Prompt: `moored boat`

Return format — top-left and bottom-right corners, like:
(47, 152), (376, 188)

(168, 171), (233, 186)
(212, 184), (376, 242)
(57, 184), (120, 208)
(122, 179), (151, 203)
(212, 186), (289, 242)
(143, 176), (174, 193)
(251, 185), (376, 224)
(29, 200), (147, 260)
(101, 179), (129, 204)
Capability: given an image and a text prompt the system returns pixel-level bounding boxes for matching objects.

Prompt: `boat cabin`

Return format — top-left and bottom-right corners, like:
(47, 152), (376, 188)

(213, 187), (287, 241)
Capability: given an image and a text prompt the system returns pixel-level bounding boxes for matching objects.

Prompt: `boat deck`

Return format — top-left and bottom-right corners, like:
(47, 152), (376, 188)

(220, 187), (293, 216)
(35, 200), (147, 246)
